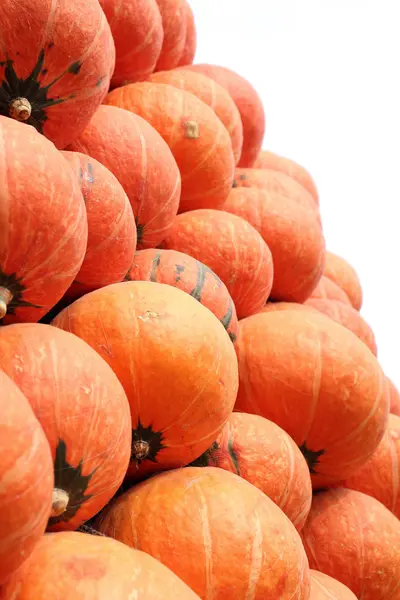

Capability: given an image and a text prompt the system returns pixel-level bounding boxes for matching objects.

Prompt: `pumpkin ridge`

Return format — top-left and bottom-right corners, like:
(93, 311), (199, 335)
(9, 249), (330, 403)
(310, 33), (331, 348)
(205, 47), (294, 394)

(220, 299), (236, 342)
(149, 251), (162, 282)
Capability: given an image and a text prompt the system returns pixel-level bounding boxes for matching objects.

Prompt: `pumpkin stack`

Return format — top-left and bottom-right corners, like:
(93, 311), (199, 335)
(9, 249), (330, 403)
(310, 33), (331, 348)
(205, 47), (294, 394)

(1, 2), (399, 600)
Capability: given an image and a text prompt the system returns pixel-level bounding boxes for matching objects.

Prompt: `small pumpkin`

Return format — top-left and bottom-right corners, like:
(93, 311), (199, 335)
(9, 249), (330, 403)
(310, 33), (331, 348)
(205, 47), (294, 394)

(96, 467), (311, 599)
(177, 1), (197, 66)
(309, 275), (352, 305)
(191, 412), (312, 531)
(127, 249), (238, 342)
(0, 370), (53, 584)
(51, 281), (238, 482)
(301, 489), (400, 600)
(62, 151), (137, 299)
(235, 310), (389, 488)
(0, 323), (132, 531)
(67, 105), (181, 248)
(0, 117), (87, 325)
(104, 82), (235, 213)
(162, 209), (274, 319)
(324, 251), (363, 310)
(309, 571), (357, 600)
(154, 0), (188, 71)
(0, 0), (115, 148)
(388, 377), (400, 416)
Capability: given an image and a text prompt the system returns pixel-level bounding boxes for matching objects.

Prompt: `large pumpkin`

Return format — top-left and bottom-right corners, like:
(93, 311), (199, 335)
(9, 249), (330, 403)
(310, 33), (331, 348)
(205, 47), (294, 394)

(309, 275), (352, 305)
(309, 571), (357, 600)
(0, 370), (53, 584)
(96, 467), (311, 599)
(52, 281), (239, 481)
(0, 323), (132, 531)
(235, 310), (389, 488)
(67, 105), (181, 248)
(162, 209), (274, 318)
(0, 532), (201, 599)
(0, 118), (87, 325)
(221, 186), (325, 303)
(62, 151), (136, 299)
(260, 302), (317, 315)
(148, 68), (243, 164)
(184, 64), (265, 168)
(324, 251), (363, 310)
(105, 82), (235, 212)
(191, 412), (312, 531)
(388, 377), (400, 416)
(0, 0), (115, 149)
(154, 0), (188, 71)
(177, 1), (197, 66)
(301, 489), (400, 600)
(127, 249), (239, 342)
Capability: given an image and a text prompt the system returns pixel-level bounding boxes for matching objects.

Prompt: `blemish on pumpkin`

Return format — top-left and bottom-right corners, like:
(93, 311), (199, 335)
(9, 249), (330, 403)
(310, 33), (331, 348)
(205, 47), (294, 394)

(227, 436), (241, 475)
(96, 77), (105, 87)
(64, 558), (107, 580)
(48, 42), (55, 49)
(150, 252), (161, 282)
(138, 310), (160, 321)
(68, 61), (82, 75)
(83, 162), (95, 185)
(175, 264), (185, 282)
(183, 120), (200, 139)
(239, 174), (247, 181)
(42, 68), (48, 75)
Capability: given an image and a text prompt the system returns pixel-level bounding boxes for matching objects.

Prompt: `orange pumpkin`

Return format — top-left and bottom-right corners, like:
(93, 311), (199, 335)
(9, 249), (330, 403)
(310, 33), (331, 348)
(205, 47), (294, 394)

(96, 467), (311, 599)
(301, 489), (400, 600)
(0, 532), (201, 599)
(0, 118), (87, 325)
(324, 251), (363, 310)
(388, 377), (400, 416)
(235, 310), (389, 488)
(52, 282), (238, 481)
(309, 275), (352, 305)
(254, 150), (319, 205)
(105, 82), (235, 213)
(0, 324), (132, 531)
(67, 105), (180, 248)
(62, 151), (137, 299)
(260, 302), (317, 315)
(177, 1), (197, 66)
(100, 0), (163, 88)
(127, 249), (238, 342)
(0, 0), (115, 149)
(221, 186), (325, 303)
(147, 68), (243, 164)
(184, 64), (265, 168)
(0, 370), (53, 584)
(162, 209), (274, 319)
(191, 412), (312, 531)
(309, 571), (357, 600)
(154, 0), (188, 71)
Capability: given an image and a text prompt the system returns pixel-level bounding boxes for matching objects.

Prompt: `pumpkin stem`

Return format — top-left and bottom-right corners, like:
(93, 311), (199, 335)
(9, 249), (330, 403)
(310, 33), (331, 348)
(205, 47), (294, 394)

(51, 488), (70, 518)
(183, 120), (200, 139)
(9, 97), (32, 122)
(132, 440), (150, 465)
(0, 287), (13, 319)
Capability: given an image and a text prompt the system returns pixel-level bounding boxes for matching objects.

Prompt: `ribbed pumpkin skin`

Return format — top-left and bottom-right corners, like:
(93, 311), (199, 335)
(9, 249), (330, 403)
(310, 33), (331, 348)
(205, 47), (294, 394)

(309, 275), (352, 305)
(67, 105), (180, 249)
(105, 82), (235, 213)
(100, 0), (163, 87)
(62, 151), (136, 299)
(235, 311), (389, 488)
(324, 251), (363, 310)
(0, 371), (53, 584)
(192, 413), (312, 531)
(301, 489), (400, 600)
(309, 571), (357, 600)
(388, 377), (400, 416)
(154, 0), (188, 71)
(254, 151), (319, 205)
(0, 532), (201, 600)
(127, 249), (239, 342)
(177, 1), (197, 66)
(52, 282), (239, 481)
(0, 324), (132, 532)
(0, 118), (87, 325)
(0, 0), (115, 149)
(148, 68), (243, 164)
(184, 64), (265, 168)
(96, 468), (311, 600)
(162, 209), (274, 319)
(221, 187), (325, 303)
(260, 302), (317, 315)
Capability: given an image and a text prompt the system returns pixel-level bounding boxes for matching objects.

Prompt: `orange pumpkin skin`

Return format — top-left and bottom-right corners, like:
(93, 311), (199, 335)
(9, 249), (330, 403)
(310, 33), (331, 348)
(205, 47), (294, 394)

(309, 570), (357, 600)
(184, 64), (265, 168)
(100, 0), (163, 88)
(0, 0), (115, 149)
(127, 249), (239, 342)
(324, 251), (363, 310)
(0, 324), (132, 531)
(61, 151), (137, 299)
(260, 302), (318, 315)
(221, 187), (325, 303)
(191, 413), (312, 531)
(0, 371), (53, 584)
(154, 0), (188, 71)
(147, 68), (243, 165)
(96, 467), (311, 600)
(67, 105), (181, 249)
(0, 532), (201, 600)
(51, 282), (239, 481)
(388, 377), (400, 416)
(235, 311), (389, 488)
(0, 118), (87, 325)
(254, 150), (319, 205)
(162, 209), (274, 319)
(301, 489), (400, 600)
(177, 1), (197, 67)
(105, 82), (235, 213)
(309, 275), (352, 305)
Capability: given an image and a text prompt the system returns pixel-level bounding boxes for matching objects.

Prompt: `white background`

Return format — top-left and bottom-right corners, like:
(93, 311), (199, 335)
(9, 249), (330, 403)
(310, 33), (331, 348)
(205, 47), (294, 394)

(190, 0), (400, 387)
